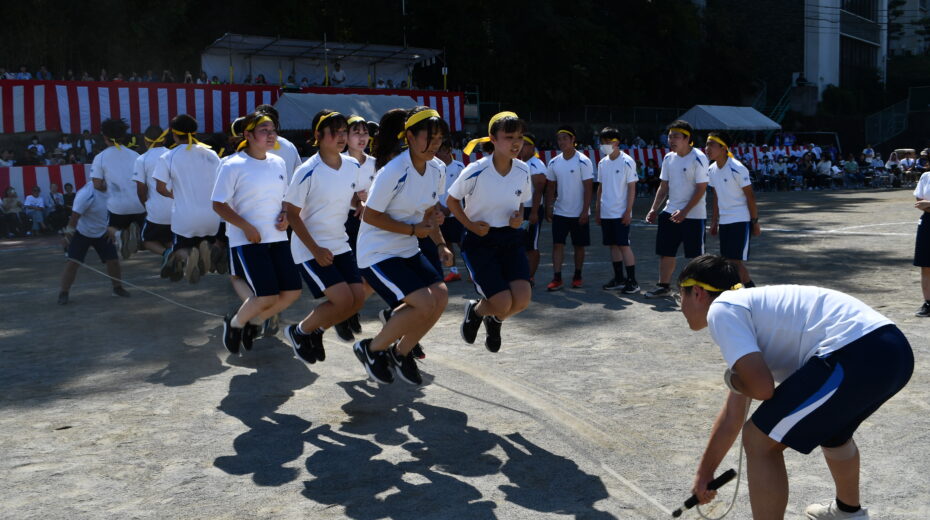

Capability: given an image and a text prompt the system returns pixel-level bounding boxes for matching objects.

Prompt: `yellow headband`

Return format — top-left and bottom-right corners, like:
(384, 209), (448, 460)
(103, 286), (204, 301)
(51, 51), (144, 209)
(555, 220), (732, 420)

(230, 118), (244, 138)
(707, 135), (733, 158)
(313, 112), (342, 146)
(144, 131), (168, 149)
(172, 128), (202, 150)
(557, 129), (575, 138)
(463, 111), (519, 155)
(347, 115), (366, 126)
(669, 127), (691, 138)
(397, 109), (442, 139)
(680, 278), (743, 292)
(522, 136), (535, 146)
(239, 115), (280, 150)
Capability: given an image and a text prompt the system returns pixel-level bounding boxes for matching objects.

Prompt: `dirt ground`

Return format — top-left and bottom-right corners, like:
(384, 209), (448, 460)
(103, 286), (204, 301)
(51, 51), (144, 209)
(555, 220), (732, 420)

(1, 188), (928, 519)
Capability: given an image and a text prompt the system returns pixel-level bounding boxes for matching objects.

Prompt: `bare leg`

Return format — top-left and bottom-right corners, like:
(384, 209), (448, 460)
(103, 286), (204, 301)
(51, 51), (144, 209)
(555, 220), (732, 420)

(299, 283), (365, 332)
(552, 243), (564, 276)
(143, 240), (166, 255)
(104, 259), (123, 288)
(573, 246), (585, 274)
(60, 261), (80, 292)
(370, 287), (437, 352)
(743, 420), (789, 520)
(254, 290), (300, 322)
(476, 281), (531, 321)
(921, 267), (930, 300)
(659, 256), (676, 284)
(230, 276), (253, 302)
(526, 249), (540, 279)
(395, 283), (448, 355)
(823, 445), (861, 508)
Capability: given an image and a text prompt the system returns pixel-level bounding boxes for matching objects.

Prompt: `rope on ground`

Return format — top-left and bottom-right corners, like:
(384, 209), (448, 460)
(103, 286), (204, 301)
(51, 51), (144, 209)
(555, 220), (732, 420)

(69, 258), (224, 318)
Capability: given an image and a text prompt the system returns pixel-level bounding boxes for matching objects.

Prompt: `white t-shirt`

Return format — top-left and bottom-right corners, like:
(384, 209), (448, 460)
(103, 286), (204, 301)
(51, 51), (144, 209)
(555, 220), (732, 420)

(72, 185), (109, 238)
(356, 150), (445, 268)
(659, 148), (709, 219)
(211, 151), (289, 248)
(545, 151), (594, 217)
(285, 153), (361, 262)
(343, 153), (377, 207)
(914, 171), (930, 200)
(526, 155), (547, 201)
(708, 285), (893, 383)
(447, 155), (532, 227)
(24, 195), (45, 209)
(708, 157), (752, 225)
(597, 152), (639, 218)
(441, 160), (466, 208)
(132, 147), (172, 225)
(90, 145), (144, 215)
(269, 136), (302, 183)
(153, 145), (221, 238)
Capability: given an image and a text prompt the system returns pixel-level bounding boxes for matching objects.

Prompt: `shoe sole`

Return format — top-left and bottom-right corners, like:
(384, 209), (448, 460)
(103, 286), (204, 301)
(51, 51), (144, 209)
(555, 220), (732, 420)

(546, 286), (563, 292)
(644, 292), (671, 299)
(287, 326), (316, 365)
(393, 362), (422, 385)
(460, 301), (479, 344)
(353, 341), (392, 384)
(603, 286), (623, 291)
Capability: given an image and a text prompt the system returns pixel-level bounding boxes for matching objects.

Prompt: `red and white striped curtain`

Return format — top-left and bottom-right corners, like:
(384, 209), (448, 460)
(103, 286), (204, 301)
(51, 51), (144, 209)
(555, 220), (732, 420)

(0, 82), (58, 133)
(0, 164), (90, 198)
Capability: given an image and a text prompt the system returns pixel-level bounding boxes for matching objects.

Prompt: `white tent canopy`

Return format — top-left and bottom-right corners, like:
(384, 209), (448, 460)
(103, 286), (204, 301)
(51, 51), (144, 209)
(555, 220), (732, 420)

(676, 105), (781, 131)
(273, 92), (418, 130)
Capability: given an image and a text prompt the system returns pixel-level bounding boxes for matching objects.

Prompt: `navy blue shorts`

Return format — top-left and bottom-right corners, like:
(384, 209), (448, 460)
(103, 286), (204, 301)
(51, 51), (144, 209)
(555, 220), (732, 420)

(655, 212), (705, 258)
(600, 218), (631, 246)
(107, 211), (146, 230)
(551, 214), (590, 246)
(298, 250), (363, 299)
(141, 220), (172, 244)
(361, 253), (443, 309)
(751, 324), (913, 454)
(524, 205), (542, 251)
(440, 215), (464, 245)
(418, 236), (444, 274)
(914, 213), (930, 267)
(174, 234), (216, 249)
(216, 222), (227, 243)
(67, 231), (118, 263)
(230, 241), (302, 297)
(461, 227), (530, 298)
(718, 221), (751, 261)
(345, 210), (361, 251)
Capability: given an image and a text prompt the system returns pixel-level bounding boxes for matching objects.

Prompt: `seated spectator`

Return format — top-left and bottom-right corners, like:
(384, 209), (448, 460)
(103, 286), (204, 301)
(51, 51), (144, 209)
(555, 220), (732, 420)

(330, 62), (346, 86)
(64, 69), (76, 81)
(299, 77), (310, 88)
(0, 68), (12, 79)
(21, 148), (42, 166)
(23, 185), (47, 234)
(57, 135), (74, 153)
(210, 76), (220, 84)
(386, 79), (395, 88)
(285, 74), (297, 88)
(886, 151), (901, 173)
(843, 153), (861, 188)
(113, 73), (125, 82)
(77, 130), (96, 159)
(400, 80), (408, 89)
(80, 71), (93, 81)
(254, 73), (267, 85)
(918, 150), (930, 173)
(197, 71), (208, 84)
(144, 70), (156, 82)
(27, 136), (46, 158)
(772, 156), (788, 190)
(36, 65), (53, 80)
(3, 186), (28, 237)
(644, 158), (660, 194)
(183, 70), (194, 83)
(862, 144), (874, 159)
(128, 71), (139, 82)
(242, 74), (252, 84)
(0, 149), (14, 167)
(63, 183), (76, 209)
(161, 70), (175, 82)
(16, 65), (32, 80)
(375, 78), (386, 89)
(816, 154), (832, 188)
(66, 151), (81, 164)
(45, 183), (68, 231)
(99, 68), (108, 81)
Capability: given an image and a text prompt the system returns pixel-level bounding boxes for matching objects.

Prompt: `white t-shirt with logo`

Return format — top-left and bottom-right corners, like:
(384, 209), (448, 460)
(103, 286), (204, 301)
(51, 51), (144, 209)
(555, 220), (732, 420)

(90, 145), (144, 215)
(72, 184), (109, 238)
(441, 160), (466, 208)
(708, 285), (893, 383)
(708, 157), (752, 225)
(356, 150), (445, 268)
(545, 151), (594, 217)
(659, 148), (709, 219)
(343, 153), (376, 208)
(447, 155), (532, 227)
(285, 154), (362, 262)
(211, 151), (289, 248)
(597, 152), (639, 219)
(132, 147), (172, 225)
(269, 136), (302, 183)
(526, 155), (547, 201)
(153, 145), (222, 239)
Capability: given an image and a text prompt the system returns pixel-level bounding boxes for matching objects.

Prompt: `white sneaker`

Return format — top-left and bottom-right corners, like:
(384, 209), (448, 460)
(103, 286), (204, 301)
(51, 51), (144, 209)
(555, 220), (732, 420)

(805, 501), (869, 519)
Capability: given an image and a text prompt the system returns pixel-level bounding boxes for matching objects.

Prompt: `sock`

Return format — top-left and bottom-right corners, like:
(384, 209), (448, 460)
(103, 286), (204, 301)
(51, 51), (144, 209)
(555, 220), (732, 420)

(296, 325), (323, 336)
(835, 498), (861, 513)
(230, 314), (245, 329)
(658, 282), (670, 289)
(573, 269), (582, 280)
(625, 265), (636, 282)
(553, 271), (562, 281)
(248, 317), (263, 326)
(612, 261), (624, 280)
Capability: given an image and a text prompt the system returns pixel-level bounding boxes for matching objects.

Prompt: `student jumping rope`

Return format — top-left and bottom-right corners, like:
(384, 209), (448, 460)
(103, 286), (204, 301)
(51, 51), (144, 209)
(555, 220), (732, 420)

(594, 127), (639, 293)
(644, 120), (709, 298)
(544, 125), (594, 291)
(913, 169), (930, 317)
(453, 111), (534, 352)
(153, 114), (222, 284)
(90, 118), (144, 261)
(219, 117), (254, 303)
(678, 255), (912, 520)
(436, 139), (466, 283)
(283, 110), (367, 364)
(518, 133), (548, 286)
(132, 126), (174, 271)
(352, 106), (452, 386)
(212, 111), (302, 354)
(705, 131), (760, 287)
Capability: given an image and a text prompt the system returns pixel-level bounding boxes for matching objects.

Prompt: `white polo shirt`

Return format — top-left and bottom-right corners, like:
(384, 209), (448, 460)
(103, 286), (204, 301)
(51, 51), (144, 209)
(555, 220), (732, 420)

(356, 150), (445, 268)
(526, 155), (547, 200)
(285, 153), (361, 262)
(132, 147), (172, 225)
(545, 150), (594, 217)
(914, 171), (930, 200)
(269, 136), (302, 183)
(597, 151), (639, 219)
(708, 157), (752, 225)
(448, 155), (532, 227)
(72, 184), (109, 238)
(153, 144), (221, 239)
(90, 145), (144, 215)
(212, 151), (289, 248)
(440, 159), (466, 208)
(659, 148), (709, 219)
(343, 153), (376, 206)
(708, 285), (893, 383)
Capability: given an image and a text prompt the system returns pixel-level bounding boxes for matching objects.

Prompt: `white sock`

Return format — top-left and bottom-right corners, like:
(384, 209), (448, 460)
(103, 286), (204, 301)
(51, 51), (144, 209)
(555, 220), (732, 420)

(248, 317), (263, 326)
(230, 314), (245, 328)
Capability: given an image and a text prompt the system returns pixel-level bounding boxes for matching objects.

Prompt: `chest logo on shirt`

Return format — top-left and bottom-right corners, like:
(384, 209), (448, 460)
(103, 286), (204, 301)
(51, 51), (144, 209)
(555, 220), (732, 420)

(279, 175), (284, 181)
(515, 189), (522, 197)
(431, 191), (437, 199)
(351, 182), (356, 189)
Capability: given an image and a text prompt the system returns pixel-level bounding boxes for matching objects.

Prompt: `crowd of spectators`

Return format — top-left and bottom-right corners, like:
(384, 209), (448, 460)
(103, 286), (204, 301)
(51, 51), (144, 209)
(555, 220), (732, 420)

(1, 182), (73, 238)
(0, 131), (97, 167)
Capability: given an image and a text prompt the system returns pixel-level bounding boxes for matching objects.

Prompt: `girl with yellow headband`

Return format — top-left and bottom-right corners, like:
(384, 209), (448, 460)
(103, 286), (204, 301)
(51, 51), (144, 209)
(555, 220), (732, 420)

(448, 112), (534, 353)
(704, 130), (760, 288)
(352, 106), (452, 386)
(283, 110), (369, 364)
(255, 104), (302, 183)
(131, 125), (174, 266)
(210, 111), (301, 354)
(90, 118), (145, 262)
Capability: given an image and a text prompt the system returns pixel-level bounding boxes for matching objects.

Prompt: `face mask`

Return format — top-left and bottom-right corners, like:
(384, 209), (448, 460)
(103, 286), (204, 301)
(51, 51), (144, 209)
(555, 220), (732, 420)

(599, 143), (615, 156)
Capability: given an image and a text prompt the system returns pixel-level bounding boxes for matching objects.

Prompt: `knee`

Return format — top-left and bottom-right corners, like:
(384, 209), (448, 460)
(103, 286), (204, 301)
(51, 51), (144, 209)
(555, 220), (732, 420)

(741, 421), (781, 455)
(258, 295), (279, 310)
(511, 293), (530, 314)
(822, 439), (858, 461)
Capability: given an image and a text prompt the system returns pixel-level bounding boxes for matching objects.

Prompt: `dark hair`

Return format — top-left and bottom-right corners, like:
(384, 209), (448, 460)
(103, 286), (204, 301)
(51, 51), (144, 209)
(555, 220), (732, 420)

(373, 108), (410, 169)
(599, 127), (621, 142)
(101, 118), (128, 141)
(347, 115), (368, 134)
(64, 182), (73, 189)
(404, 106), (449, 153)
(169, 114), (198, 134)
(707, 130), (732, 149)
(481, 114), (526, 154)
(229, 117), (246, 137)
(677, 255), (741, 300)
(366, 121), (379, 138)
(666, 119), (694, 139)
(523, 132), (536, 146)
(255, 104), (280, 127)
(439, 138), (452, 152)
(143, 125), (164, 142)
(556, 125), (576, 140)
(311, 109), (348, 146)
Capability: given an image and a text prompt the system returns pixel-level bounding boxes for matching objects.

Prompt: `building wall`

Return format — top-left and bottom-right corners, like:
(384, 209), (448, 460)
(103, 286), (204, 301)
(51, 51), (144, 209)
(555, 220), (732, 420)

(889, 0), (930, 55)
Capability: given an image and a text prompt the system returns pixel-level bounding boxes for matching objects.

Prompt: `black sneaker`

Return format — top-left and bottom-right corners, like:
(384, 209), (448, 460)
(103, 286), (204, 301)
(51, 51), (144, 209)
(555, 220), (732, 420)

(334, 320), (355, 342)
(353, 339), (394, 384)
(917, 302), (930, 317)
(160, 248), (176, 279)
(602, 277), (625, 291)
(222, 314), (242, 354)
(112, 286), (130, 298)
(242, 324), (261, 351)
(311, 328), (326, 362)
(644, 285), (672, 298)
(483, 315), (502, 353)
(285, 324), (317, 365)
(411, 343), (426, 359)
(389, 347), (423, 385)
(378, 308), (393, 324)
(262, 314), (280, 337)
(348, 312), (362, 334)
(57, 291), (69, 305)
(461, 299), (482, 344)
(622, 280), (641, 294)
